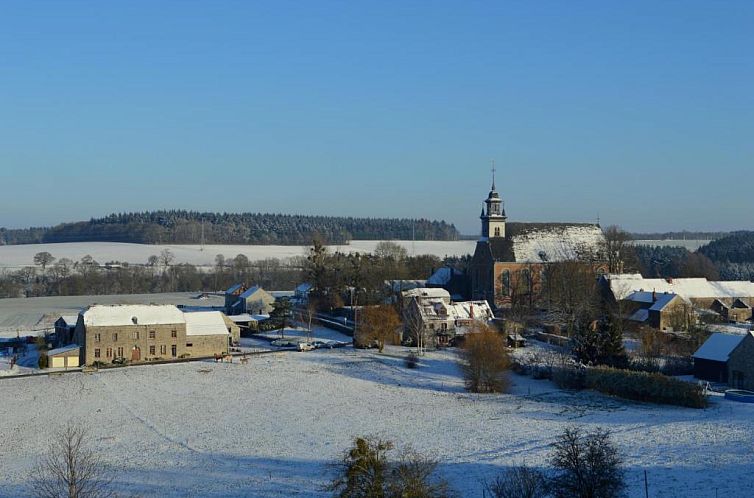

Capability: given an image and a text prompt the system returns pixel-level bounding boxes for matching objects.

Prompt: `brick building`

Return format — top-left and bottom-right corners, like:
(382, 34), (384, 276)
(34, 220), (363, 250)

(469, 173), (606, 309)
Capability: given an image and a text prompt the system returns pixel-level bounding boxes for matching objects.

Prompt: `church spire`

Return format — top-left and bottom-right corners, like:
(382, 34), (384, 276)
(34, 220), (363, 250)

(491, 160), (496, 191)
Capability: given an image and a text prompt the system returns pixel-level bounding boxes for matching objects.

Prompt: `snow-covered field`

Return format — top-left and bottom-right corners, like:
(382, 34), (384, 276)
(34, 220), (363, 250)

(1, 340), (753, 497)
(631, 239), (711, 251)
(0, 240), (477, 269)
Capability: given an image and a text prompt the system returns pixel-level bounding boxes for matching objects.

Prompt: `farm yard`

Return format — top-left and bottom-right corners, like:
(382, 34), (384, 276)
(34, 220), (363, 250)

(1, 341), (753, 497)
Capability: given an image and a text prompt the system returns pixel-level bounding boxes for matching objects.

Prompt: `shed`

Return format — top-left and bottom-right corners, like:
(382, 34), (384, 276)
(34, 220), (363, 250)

(693, 333), (745, 383)
(47, 344), (81, 369)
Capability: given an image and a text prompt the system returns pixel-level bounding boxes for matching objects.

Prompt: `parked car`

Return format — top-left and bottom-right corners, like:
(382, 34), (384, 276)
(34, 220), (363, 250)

(311, 341), (332, 349)
(270, 339), (299, 349)
(297, 342), (315, 352)
(112, 357), (127, 365)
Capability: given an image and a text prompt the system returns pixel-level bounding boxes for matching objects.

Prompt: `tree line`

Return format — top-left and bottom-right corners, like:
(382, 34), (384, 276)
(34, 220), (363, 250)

(0, 210), (460, 246)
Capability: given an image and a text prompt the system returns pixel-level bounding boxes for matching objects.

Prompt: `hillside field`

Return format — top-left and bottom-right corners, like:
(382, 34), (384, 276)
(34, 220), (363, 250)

(0, 342), (752, 497)
(0, 241), (478, 270)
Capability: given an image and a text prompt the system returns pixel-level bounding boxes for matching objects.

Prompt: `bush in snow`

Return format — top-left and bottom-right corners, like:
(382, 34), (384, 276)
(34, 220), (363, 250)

(38, 352), (48, 369)
(487, 465), (549, 498)
(551, 427), (624, 498)
(584, 366), (707, 408)
(405, 352), (418, 369)
(461, 323), (510, 393)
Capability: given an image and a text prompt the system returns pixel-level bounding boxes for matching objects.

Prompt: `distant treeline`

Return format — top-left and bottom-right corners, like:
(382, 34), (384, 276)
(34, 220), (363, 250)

(629, 231), (727, 241)
(634, 231), (754, 281)
(0, 211), (460, 246)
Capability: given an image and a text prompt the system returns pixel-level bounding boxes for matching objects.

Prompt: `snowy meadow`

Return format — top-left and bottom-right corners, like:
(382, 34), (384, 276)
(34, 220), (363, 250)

(1, 342), (753, 497)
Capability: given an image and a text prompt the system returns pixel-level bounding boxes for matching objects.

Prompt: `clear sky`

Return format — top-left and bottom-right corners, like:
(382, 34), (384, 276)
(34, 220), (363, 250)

(1, 0), (752, 235)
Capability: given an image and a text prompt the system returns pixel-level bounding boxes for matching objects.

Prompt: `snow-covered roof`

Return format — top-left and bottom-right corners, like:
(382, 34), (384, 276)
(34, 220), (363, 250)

(385, 280), (426, 292)
(693, 333), (747, 362)
(402, 288), (451, 301)
(240, 286), (266, 299)
(58, 315), (79, 327)
(47, 344), (80, 356)
(83, 305), (185, 327)
(607, 274), (754, 301)
(184, 311), (230, 336)
(508, 223), (605, 263)
(295, 283), (312, 293)
(427, 267), (461, 286)
(227, 313), (270, 323)
(226, 283), (244, 295)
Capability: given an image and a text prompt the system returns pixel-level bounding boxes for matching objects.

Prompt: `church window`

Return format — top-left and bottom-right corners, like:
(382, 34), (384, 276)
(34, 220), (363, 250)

(494, 227), (500, 237)
(522, 269), (532, 293)
(500, 270), (511, 297)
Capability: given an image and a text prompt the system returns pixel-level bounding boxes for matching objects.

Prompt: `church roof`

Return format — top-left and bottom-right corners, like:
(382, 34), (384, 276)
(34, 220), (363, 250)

(482, 222), (604, 263)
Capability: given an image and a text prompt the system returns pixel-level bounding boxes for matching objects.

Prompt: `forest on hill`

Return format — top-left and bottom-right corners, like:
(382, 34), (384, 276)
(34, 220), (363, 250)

(635, 231), (754, 281)
(0, 211), (460, 246)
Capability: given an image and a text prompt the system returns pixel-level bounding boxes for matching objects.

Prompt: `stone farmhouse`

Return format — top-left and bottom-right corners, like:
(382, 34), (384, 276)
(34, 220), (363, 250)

(70, 305), (238, 366)
(469, 173), (606, 309)
(401, 288), (494, 347)
(603, 274), (754, 330)
(225, 284), (275, 316)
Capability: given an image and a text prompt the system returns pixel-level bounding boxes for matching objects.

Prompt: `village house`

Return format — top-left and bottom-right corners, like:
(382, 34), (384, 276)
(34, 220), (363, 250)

(693, 333), (745, 383)
(469, 173), (606, 309)
(624, 291), (693, 332)
(225, 284), (275, 316)
(71, 305), (232, 366)
(54, 315), (80, 346)
(603, 274), (754, 327)
(401, 288), (494, 347)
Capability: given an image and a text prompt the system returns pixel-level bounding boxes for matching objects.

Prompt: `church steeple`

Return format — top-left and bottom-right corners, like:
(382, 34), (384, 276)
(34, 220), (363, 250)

(480, 162), (507, 239)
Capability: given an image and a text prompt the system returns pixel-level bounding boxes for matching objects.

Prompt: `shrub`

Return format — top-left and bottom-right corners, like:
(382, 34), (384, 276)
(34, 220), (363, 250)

(329, 437), (450, 498)
(551, 427), (624, 498)
(38, 352), (48, 369)
(585, 366), (707, 408)
(487, 465), (549, 498)
(461, 324), (511, 393)
(552, 366), (586, 390)
(405, 352), (418, 369)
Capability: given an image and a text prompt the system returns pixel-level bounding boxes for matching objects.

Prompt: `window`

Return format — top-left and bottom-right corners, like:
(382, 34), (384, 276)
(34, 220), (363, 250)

(117, 347), (124, 358)
(171, 345), (177, 357)
(149, 330), (155, 339)
(171, 330), (177, 338)
(494, 227), (500, 237)
(186, 343), (193, 348)
(112, 333), (118, 342)
(149, 345), (155, 355)
(132, 330), (139, 340)
(160, 345), (167, 355)
(94, 333), (101, 342)
(94, 348), (100, 358)
(501, 270), (511, 297)
(106, 347), (112, 358)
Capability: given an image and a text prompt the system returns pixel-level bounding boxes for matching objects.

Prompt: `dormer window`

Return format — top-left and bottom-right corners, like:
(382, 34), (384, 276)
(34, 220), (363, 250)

(131, 316), (138, 325)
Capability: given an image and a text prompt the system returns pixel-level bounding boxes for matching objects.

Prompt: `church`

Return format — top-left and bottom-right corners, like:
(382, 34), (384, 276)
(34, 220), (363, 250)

(469, 173), (606, 309)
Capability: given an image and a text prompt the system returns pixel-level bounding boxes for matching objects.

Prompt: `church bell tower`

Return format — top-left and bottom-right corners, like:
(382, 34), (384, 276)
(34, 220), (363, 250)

(480, 163), (506, 239)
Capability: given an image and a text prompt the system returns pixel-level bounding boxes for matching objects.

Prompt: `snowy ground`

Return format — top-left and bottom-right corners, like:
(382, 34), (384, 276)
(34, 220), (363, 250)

(1, 340), (753, 497)
(0, 240), (477, 269)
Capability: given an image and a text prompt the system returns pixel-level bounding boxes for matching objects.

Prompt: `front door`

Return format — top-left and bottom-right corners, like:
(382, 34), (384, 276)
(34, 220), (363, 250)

(131, 347), (141, 362)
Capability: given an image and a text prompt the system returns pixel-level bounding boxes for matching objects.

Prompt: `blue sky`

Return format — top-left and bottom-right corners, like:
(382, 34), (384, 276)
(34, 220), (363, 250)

(1, 0), (752, 235)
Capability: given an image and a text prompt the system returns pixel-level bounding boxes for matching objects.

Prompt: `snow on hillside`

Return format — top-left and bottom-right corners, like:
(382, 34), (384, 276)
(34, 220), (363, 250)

(1, 344), (753, 497)
(0, 240), (477, 269)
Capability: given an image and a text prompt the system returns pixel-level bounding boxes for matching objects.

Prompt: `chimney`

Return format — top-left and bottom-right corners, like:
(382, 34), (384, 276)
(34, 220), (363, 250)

(469, 302), (474, 319)
(652, 290), (657, 302)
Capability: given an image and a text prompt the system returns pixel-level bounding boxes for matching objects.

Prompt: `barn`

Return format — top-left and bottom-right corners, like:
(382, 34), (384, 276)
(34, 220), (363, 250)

(693, 333), (745, 383)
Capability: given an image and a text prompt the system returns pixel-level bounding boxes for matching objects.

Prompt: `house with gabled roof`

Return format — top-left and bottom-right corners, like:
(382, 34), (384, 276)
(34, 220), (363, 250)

(693, 332), (745, 383)
(225, 284), (275, 316)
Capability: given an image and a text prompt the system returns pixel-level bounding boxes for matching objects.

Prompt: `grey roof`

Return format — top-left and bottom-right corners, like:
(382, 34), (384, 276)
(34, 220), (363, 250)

(693, 333), (747, 362)
(47, 344), (80, 356)
(226, 283), (244, 295)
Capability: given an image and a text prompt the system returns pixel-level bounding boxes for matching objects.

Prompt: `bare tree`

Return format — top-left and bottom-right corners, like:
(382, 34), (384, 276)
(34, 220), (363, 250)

(30, 421), (113, 498)
(487, 465), (549, 498)
(159, 249), (175, 270)
(600, 225), (637, 274)
(403, 297), (429, 356)
(33, 252), (56, 272)
(551, 427), (625, 498)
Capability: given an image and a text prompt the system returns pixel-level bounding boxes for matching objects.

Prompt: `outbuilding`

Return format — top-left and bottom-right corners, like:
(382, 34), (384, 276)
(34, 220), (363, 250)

(693, 333), (745, 383)
(46, 344), (81, 369)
